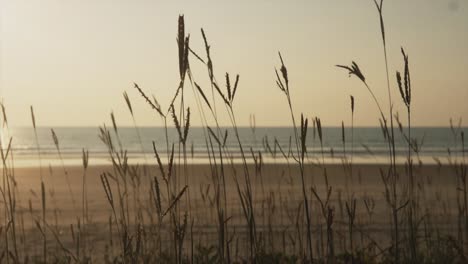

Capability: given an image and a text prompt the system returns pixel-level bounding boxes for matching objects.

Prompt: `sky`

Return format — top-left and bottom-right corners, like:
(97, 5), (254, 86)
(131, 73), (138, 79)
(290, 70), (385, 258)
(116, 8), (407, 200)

(1, 0), (467, 127)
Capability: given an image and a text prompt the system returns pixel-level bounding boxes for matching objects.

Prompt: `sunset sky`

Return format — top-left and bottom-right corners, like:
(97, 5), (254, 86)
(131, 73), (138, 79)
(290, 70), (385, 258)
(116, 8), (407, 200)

(1, 0), (467, 127)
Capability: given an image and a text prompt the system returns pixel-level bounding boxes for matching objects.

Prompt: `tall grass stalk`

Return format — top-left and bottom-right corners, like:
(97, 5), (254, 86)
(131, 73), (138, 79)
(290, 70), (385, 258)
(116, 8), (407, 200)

(51, 129), (77, 209)
(397, 47), (416, 260)
(30, 106), (47, 263)
(337, 1), (410, 261)
(275, 53), (314, 262)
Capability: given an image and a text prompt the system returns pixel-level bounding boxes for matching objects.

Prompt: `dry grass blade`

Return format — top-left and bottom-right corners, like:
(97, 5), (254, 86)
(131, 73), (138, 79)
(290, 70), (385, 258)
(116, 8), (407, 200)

(133, 82), (164, 117)
(41, 183), (46, 213)
(163, 186), (188, 217)
(0, 137), (12, 164)
(153, 176), (162, 217)
(168, 85), (182, 113)
(397, 47), (411, 107)
(194, 82), (212, 110)
(213, 82), (230, 106)
(223, 130), (228, 147)
(182, 35), (190, 80)
(336, 62), (366, 83)
(99, 125), (115, 153)
(168, 144), (175, 181)
(82, 149), (89, 169)
(341, 121), (345, 144)
(170, 105), (184, 142)
(151, 95), (162, 111)
(379, 119), (388, 140)
(346, 199), (356, 220)
(402, 49), (411, 105)
(35, 220), (44, 237)
(337, 61), (387, 122)
(232, 74), (240, 101)
(110, 112), (118, 134)
(51, 129), (59, 147)
(226, 73), (232, 101)
(373, 0), (386, 47)
(123, 91), (133, 115)
(178, 15), (186, 80)
(1, 102), (8, 126)
(315, 117), (323, 143)
(188, 46), (205, 64)
(275, 52), (289, 94)
(275, 70), (285, 93)
(278, 52), (288, 91)
(300, 114), (308, 156)
(100, 173), (114, 206)
(183, 107), (190, 143)
(30, 106), (36, 129)
(207, 126), (221, 145)
(396, 72), (404, 105)
(152, 141), (167, 182)
(201, 28), (214, 82)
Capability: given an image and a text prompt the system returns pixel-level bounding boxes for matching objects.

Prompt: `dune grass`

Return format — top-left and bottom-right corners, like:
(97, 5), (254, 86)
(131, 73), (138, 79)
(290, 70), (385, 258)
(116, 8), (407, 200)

(0, 1), (467, 263)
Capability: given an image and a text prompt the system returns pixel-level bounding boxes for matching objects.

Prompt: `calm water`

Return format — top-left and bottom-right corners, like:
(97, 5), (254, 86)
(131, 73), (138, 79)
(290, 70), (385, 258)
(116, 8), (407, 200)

(4, 126), (467, 167)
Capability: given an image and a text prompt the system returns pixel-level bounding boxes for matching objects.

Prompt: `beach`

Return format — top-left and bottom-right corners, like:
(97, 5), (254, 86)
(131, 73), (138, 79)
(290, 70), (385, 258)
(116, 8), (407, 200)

(7, 162), (460, 260)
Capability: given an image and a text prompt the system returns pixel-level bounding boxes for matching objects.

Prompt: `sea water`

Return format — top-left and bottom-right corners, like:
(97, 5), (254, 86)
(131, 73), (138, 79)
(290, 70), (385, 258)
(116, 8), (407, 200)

(4, 126), (467, 167)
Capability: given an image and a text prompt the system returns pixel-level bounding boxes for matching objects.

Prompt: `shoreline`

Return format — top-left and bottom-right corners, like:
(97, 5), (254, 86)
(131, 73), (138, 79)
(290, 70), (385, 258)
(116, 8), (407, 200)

(4, 154), (464, 168)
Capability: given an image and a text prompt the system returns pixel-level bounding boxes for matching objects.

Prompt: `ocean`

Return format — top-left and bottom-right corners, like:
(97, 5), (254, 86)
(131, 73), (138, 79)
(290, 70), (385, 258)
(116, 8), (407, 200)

(3, 126), (467, 167)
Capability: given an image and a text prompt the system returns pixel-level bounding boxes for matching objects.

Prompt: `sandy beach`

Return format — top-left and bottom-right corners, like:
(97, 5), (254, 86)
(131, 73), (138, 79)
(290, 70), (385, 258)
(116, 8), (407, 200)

(4, 162), (458, 260)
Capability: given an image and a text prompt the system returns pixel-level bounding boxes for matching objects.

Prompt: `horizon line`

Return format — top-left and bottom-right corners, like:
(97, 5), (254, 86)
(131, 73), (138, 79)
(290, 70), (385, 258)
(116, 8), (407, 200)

(7, 125), (468, 129)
